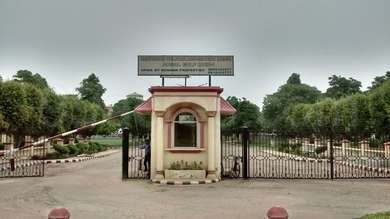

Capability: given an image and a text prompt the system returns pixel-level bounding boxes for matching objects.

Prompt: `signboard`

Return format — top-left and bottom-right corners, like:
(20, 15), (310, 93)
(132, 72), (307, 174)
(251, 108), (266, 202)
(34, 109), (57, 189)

(138, 55), (234, 76)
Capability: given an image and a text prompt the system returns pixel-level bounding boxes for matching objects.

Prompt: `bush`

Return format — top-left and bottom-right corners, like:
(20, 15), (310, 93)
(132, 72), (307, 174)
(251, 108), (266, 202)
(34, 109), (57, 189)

(50, 142), (109, 158)
(290, 143), (302, 155)
(276, 143), (302, 155)
(315, 146), (327, 154)
(169, 160), (203, 170)
(76, 143), (88, 154)
(45, 152), (62, 159)
(68, 144), (79, 155)
(369, 138), (383, 148)
(53, 145), (70, 155)
(276, 143), (290, 153)
(0, 143), (4, 150)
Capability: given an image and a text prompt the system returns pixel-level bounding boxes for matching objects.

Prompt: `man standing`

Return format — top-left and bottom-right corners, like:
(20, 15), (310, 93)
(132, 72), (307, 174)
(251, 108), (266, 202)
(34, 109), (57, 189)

(140, 139), (151, 173)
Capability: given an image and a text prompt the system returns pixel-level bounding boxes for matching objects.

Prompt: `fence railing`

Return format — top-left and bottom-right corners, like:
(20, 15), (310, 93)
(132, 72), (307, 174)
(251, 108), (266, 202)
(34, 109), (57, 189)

(222, 130), (390, 179)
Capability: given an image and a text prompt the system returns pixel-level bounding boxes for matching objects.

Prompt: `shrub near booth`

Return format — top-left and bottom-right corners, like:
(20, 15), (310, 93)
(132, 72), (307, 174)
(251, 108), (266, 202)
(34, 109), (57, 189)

(165, 161), (206, 179)
(32, 142), (111, 160)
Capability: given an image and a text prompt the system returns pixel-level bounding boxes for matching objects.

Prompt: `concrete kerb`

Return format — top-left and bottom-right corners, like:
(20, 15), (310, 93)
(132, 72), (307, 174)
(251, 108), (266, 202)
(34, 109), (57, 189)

(152, 178), (220, 185)
(46, 150), (120, 164)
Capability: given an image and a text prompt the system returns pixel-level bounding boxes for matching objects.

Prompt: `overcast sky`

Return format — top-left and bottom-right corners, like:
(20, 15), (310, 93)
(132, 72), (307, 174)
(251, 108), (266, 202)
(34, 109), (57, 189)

(1, 0), (389, 106)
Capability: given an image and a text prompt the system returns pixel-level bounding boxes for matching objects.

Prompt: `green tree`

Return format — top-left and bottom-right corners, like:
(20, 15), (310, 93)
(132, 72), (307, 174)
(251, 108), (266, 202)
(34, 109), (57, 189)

(79, 102), (105, 138)
(41, 90), (64, 136)
(13, 70), (49, 89)
(222, 97), (261, 134)
(287, 104), (312, 136)
(286, 73), (301, 85)
(24, 84), (45, 137)
(76, 73), (106, 108)
(61, 95), (76, 131)
(288, 94), (371, 138)
(97, 121), (120, 136)
(262, 73), (321, 133)
(0, 112), (8, 132)
(326, 75), (362, 99)
(368, 80), (390, 136)
(0, 79), (8, 131)
(368, 71), (390, 90)
(345, 94), (371, 137)
(73, 99), (89, 128)
(0, 81), (40, 146)
(306, 99), (338, 137)
(112, 96), (150, 136)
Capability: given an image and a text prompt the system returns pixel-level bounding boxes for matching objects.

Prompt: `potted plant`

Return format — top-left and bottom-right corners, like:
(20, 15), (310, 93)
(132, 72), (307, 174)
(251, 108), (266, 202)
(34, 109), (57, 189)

(165, 160), (206, 179)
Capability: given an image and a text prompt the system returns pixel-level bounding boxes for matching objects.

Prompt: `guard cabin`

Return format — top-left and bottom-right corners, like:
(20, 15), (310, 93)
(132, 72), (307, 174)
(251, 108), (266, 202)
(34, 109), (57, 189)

(134, 86), (236, 182)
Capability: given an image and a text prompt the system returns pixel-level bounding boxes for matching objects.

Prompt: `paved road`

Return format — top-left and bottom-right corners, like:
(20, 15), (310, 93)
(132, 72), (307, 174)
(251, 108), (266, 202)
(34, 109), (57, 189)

(1, 152), (390, 219)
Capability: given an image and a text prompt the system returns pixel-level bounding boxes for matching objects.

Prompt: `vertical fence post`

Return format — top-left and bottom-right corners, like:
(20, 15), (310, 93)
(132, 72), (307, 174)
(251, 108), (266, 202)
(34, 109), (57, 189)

(122, 128), (129, 179)
(42, 138), (46, 177)
(329, 137), (334, 180)
(220, 134), (224, 177)
(242, 126), (249, 179)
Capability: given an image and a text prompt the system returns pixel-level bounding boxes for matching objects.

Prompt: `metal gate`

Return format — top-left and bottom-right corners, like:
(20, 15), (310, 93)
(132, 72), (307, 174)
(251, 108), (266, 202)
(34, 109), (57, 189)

(221, 128), (390, 179)
(0, 145), (46, 178)
(122, 128), (148, 179)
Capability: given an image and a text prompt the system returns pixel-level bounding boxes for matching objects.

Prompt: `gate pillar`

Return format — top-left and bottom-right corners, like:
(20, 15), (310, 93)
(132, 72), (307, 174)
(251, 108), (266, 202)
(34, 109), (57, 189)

(314, 138), (321, 148)
(122, 128), (129, 179)
(327, 139), (331, 158)
(341, 139), (350, 156)
(207, 116), (217, 179)
(154, 116), (165, 180)
(384, 142), (390, 158)
(241, 126), (249, 179)
(360, 140), (369, 156)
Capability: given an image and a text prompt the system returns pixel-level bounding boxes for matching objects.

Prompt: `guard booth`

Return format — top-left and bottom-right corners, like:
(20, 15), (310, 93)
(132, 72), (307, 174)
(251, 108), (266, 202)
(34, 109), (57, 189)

(134, 86), (236, 182)
(129, 55), (236, 183)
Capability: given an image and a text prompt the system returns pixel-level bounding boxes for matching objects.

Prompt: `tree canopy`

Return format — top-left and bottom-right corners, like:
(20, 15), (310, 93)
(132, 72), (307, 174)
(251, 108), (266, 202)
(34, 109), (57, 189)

(368, 71), (390, 91)
(112, 96), (150, 136)
(286, 73), (301, 85)
(325, 75), (362, 99)
(262, 73), (321, 133)
(0, 71), (110, 146)
(286, 80), (390, 138)
(76, 73), (106, 108)
(222, 96), (262, 134)
(13, 70), (49, 89)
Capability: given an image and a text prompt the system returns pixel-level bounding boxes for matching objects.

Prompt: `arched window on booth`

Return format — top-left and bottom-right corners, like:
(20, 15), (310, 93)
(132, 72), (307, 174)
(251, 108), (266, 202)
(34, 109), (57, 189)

(173, 112), (198, 147)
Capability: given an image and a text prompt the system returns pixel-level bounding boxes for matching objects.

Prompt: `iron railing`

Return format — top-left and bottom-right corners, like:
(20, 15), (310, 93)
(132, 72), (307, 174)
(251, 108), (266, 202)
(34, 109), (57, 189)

(221, 129), (390, 179)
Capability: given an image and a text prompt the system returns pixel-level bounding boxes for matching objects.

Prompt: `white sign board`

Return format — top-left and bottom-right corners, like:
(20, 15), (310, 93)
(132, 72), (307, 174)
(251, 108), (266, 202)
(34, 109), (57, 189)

(138, 55), (234, 76)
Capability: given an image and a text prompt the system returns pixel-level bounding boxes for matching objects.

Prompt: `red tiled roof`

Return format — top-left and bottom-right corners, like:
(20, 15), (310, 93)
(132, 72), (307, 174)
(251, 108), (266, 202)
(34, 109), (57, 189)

(134, 96), (236, 115)
(134, 97), (152, 114)
(220, 97), (236, 115)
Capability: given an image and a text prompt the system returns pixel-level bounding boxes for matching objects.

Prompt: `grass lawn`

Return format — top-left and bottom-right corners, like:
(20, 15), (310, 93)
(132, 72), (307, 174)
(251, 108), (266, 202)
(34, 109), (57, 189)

(358, 211), (390, 219)
(90, 136), (122, 147)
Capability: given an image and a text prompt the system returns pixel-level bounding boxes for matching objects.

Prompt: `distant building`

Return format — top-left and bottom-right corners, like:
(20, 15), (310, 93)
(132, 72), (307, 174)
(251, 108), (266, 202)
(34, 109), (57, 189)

(127, 92), (143, 100)
(105, 104), (113, 115)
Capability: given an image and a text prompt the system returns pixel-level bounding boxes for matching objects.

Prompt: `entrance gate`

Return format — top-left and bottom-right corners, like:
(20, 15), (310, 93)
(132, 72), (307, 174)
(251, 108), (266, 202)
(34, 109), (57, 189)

(221, 128), (390, 179)
(122, 128), (148, 179)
